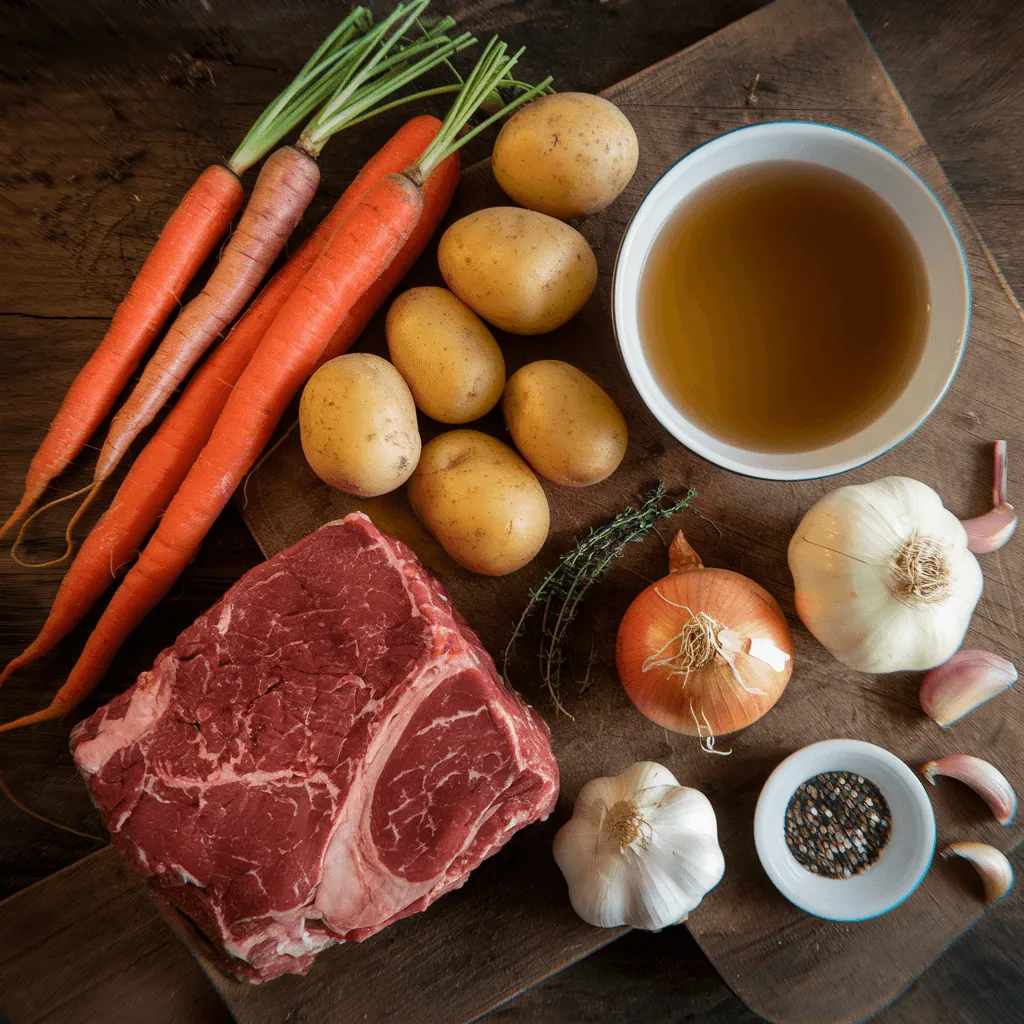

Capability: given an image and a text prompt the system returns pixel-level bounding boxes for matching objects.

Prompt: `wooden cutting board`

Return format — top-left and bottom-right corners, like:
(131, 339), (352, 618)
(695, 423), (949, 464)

(226, 0), (1024, 1021)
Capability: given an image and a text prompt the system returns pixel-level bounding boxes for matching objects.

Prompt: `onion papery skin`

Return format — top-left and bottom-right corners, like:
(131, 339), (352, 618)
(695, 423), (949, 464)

(616, 568), (793, 736)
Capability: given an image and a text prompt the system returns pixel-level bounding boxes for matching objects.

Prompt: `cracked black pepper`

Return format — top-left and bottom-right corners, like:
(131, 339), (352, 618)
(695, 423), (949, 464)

(784, 771), (892, 878)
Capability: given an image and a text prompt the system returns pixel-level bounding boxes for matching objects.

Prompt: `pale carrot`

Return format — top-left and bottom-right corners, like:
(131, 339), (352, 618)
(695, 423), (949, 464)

(0, 115), (458, 687)
(0, 39), (549, 732)
(92, 148), (320, 481)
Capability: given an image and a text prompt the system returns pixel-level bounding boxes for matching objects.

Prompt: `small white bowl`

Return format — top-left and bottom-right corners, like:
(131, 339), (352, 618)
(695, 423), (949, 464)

(754, 739), (936, 921)
(612, 122), (970, 480)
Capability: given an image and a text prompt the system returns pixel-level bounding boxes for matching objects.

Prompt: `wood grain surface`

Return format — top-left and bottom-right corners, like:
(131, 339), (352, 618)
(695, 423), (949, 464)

(0, 1), (1021, 1023)
(0, 848), (233, 1024)
(234, 1), (1024, 1022)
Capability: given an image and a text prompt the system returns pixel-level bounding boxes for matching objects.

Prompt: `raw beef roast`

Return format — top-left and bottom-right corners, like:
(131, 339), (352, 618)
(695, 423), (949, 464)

(71, 513), (559, 981)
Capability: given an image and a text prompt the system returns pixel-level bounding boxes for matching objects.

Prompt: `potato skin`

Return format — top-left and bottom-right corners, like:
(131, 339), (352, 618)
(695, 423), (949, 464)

(385, 286), (505, 424)
(437, 207), (597, 335)
(299, 352), (420, 497)
(408, 429), (550, 576)
(492, 93), (639, 220)
(503, 360), (628, 486)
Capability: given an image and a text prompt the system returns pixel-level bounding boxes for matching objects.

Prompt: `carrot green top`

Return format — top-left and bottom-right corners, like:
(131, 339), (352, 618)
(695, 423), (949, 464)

(229, 7), (371, 175)
(296, 0), (472, 157)
(228, 3), (552, 179)
(410, 37), (554, 184)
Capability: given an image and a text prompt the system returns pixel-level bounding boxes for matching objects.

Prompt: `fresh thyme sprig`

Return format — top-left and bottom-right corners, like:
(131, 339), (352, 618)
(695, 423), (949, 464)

(504, 482), (697, 715)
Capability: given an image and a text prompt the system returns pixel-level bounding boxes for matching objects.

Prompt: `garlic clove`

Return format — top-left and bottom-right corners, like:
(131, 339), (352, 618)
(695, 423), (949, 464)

(921, 754), (1018, 826)
(553, 800), (629, 928)
(644, 789), (726, 913)
(962, 504), (1018, 554)
(961, 440), (1017, 554)
(942, 842), (1014, 902)
(919, 650), (1017, 727)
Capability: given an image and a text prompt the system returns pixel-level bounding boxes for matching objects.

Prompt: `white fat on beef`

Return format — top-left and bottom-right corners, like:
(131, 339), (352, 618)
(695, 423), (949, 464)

(74, 667), (172, 778)
(71, 513), (559, 982)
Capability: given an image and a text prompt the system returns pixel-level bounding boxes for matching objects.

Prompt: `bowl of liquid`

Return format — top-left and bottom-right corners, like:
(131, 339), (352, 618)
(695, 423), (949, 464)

(612, 122), (970, 480)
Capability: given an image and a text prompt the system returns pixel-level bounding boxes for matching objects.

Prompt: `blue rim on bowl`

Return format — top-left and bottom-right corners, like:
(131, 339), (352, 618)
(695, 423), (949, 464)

(610, 121), (971, 482)
(753, 739), (936, 922)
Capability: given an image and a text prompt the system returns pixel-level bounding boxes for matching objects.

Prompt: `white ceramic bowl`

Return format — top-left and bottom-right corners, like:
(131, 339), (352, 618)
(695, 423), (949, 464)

(612, 122), (971, 480)
(753, 739), (936, 921)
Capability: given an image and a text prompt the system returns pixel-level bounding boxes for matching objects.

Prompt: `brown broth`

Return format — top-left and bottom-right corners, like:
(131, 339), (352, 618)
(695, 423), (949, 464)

(639, 160), (930, 452)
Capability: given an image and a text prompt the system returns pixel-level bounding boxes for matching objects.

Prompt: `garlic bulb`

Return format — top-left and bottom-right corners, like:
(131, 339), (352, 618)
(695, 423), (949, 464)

(553, 761), (725, 930)
(788, 476), (983, 673)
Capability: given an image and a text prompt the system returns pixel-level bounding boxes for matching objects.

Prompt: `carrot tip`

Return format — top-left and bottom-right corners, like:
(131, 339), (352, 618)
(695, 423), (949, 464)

(0, 704), (65, 733)
(0, 487), (46, 543)
(10, 481), (101, 568)
(64, 479), (102, 548)
(0, 655), (28, 689)
(0, 770), (105, 841)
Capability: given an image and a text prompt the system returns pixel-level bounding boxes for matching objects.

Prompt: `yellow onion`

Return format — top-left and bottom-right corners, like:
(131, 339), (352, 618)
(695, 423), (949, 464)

(616, 531), (793, 750)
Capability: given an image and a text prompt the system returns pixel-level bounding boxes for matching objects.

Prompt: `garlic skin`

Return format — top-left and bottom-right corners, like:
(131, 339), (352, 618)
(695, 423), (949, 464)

(553, 761), (725, 930)
(919, 650), (1017, 727)
(788, 476), (983, 673)
(922, 754), (1018, 826)
(942, 842), (1014, 902)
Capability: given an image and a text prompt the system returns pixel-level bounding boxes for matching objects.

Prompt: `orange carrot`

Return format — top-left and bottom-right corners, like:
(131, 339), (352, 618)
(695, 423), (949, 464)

(0, 40), (550, 732)
(319, 151), (459, 366)
(91, 3), (466, 485)
(0, 11), (375, 543)
(0, 116), (458, 688)
(0, 176), (423, 732)
(0, 166), (242, 541)
(93, 147), (321, 481)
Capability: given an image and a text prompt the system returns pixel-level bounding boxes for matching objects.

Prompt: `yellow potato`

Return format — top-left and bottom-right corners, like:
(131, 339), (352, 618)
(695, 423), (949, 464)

(503, 360), (628, 486)
(437, 207), (597, 335)
(408, 430), (549, 576)
(385, 286), (505, 424)
(492, 93), (639, 220)
(299, 352), (420, 497)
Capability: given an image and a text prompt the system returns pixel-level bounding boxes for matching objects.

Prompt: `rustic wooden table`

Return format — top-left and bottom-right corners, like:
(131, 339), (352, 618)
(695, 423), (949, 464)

(1, 2), (1021, 1022)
